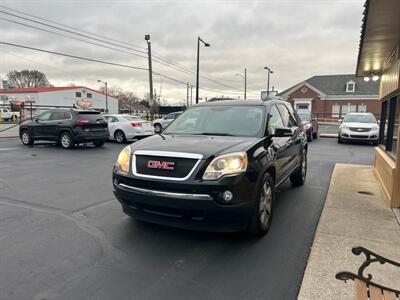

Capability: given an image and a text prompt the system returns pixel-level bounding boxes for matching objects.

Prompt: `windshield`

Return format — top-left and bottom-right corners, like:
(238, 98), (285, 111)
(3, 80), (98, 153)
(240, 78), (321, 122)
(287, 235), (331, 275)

(164, 105), (265, 137)
(343, 114), (376, 123)
(298, 113), (311, 122)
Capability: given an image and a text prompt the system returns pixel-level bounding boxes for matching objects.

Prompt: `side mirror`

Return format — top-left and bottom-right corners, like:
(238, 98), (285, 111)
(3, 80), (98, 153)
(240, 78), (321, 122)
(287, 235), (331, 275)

(271, 126), (293, 137)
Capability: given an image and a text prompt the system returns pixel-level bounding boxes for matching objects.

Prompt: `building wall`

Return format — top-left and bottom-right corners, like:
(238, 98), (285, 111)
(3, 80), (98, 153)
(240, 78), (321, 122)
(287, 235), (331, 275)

(1, 88), (118, 114)
(286, 85), (380, 118)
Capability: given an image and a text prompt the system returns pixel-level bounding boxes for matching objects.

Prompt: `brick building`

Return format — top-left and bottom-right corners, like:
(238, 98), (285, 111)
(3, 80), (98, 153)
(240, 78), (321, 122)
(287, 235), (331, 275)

(278, 74), (380, 119)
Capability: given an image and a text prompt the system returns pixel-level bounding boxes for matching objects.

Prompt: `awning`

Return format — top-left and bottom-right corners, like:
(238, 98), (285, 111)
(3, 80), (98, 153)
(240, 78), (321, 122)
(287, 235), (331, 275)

(356, 0), (400, 77)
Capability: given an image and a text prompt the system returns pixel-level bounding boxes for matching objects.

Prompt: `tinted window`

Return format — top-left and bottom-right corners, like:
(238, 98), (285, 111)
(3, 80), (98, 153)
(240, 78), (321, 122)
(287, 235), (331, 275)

(267, 105), (284, 135)
(37, 111), (51, 121)
(164, 106), (265, 137)
(77, 112), (103, 121)
(63, 112), (72, 119)
(50, 111), (65, 120)
(278, 104), (297, 127)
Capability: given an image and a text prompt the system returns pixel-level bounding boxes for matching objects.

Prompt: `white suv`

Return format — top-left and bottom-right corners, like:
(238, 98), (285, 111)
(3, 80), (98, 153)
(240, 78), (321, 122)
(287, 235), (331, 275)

(338, 112), (379, 145)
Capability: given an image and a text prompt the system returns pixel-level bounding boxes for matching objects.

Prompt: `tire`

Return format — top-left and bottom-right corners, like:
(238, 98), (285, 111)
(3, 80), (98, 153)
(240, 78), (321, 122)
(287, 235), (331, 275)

(290, 148), (307, 186)
(21, 129), (34, 146)
(59, 131), (74, 149)
(338, 136), (343, 144)
(114, 130), (126, 143)
(93, 140), (105, 147)
(247, 173), (275, 237)
(313, 132), (318, 139)
(307, 133), (313, 142)
(154, 123), (162, 133)
(372, 141), (379, 146)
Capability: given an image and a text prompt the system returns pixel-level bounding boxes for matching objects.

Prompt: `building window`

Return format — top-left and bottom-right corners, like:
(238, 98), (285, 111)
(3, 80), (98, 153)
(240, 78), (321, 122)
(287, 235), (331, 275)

(332, 104), (340, 117)
(342, 105), (349, 116)
(349, 104), (357, 113)
(87, 93), (92, 98)
(358, 104), (367, 113)
(379, 96), (399, 159)
(346, 81), (355, 93)
(76, 92), (82, 97)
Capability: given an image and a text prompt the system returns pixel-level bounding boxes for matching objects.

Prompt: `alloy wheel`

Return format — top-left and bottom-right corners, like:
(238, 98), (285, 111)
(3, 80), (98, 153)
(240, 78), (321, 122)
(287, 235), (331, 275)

(21, 132), (30, 144)
(116, 132), (124, 143)
(61, 134), (71, 148)
(259, 181), (273, 227)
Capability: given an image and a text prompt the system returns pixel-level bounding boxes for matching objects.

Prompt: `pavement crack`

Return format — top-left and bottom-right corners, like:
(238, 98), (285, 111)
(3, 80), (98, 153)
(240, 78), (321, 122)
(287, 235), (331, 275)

(72, 198), (115, 213)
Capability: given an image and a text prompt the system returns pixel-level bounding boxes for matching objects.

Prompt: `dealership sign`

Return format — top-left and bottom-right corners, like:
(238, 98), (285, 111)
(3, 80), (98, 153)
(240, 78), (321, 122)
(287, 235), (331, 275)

(76, 99), (93, 108)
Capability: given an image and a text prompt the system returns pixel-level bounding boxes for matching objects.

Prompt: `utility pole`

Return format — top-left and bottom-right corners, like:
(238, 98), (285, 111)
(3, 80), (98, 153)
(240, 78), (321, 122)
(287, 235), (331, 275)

(97, 80), (108, 113)
(145, 34), (154, 116)
(190, 85), (193, 106)
(195, 36), (210, 104)
(264, 66), (274, 96)
(186, 82), (189, 108)
(244, 68), (247, 100)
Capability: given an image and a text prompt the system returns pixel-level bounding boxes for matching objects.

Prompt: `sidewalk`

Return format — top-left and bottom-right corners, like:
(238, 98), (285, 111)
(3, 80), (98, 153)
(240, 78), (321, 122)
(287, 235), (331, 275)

(298, 164), (400, 299)
(0, 124), (19, 139)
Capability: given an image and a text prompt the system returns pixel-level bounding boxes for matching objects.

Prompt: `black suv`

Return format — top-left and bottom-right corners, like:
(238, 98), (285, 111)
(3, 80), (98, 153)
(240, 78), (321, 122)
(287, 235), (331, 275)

(20, 109), (109, 149)
(112, 100), (307, 236)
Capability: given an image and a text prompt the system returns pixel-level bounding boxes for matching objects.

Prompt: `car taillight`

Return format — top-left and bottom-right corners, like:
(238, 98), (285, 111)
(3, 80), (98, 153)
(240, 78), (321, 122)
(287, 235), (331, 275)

(76, 119), (90, 125)
(131, 122), (142, 127)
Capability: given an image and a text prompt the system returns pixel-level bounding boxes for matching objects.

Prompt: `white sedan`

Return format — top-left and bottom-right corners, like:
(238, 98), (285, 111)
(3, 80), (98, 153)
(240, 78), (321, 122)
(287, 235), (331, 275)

(104, 114), (154, 143)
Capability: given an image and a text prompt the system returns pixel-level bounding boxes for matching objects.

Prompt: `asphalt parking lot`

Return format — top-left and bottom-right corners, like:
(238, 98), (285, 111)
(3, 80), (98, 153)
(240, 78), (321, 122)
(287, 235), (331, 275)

(0, 137), (374, 300)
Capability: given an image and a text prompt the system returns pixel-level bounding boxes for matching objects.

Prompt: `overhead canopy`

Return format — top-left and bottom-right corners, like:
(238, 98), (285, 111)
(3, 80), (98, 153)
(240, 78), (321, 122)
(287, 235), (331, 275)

(356, 0), (400, 77)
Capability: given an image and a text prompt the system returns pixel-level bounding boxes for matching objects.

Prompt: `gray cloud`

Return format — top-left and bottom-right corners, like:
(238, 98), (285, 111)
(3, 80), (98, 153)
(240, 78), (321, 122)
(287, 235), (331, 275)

(1, 0), (365, 103)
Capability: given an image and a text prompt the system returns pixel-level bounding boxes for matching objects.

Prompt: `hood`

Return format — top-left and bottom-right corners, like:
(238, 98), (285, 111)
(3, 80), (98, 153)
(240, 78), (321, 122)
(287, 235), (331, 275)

(342, 122), (378, 128)
(130, 134), (259, 159)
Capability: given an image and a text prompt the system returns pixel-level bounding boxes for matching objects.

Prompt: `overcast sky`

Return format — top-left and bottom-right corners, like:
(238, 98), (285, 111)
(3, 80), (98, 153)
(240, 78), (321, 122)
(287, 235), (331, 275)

(0, 0), (365, 104)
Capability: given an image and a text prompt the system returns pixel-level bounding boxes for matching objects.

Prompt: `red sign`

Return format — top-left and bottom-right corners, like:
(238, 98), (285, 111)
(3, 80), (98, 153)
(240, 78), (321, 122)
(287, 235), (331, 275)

(76, 100), (93, 108)
(147, 160), (175, 170)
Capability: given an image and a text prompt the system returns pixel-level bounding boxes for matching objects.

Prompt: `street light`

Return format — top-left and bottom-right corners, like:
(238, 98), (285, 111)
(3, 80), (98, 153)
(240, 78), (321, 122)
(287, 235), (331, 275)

(264, 66), (274, 97)
(196, 36), (210, 104)
(235, 68), (247, 100)
(97, 79), (108, 113)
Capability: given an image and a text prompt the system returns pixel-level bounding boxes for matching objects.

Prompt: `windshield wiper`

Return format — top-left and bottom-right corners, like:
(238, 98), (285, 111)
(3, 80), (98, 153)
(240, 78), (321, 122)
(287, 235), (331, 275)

(197, 132), (235, 136)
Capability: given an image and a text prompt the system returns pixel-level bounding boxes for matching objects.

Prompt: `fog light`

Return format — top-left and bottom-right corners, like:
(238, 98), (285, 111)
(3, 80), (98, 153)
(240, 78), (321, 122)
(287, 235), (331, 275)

(222, 190), (233, 203)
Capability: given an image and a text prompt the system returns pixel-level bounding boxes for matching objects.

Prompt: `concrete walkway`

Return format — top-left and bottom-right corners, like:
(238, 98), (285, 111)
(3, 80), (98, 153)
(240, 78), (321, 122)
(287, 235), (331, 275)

(0, 124), (19, 138)
(298, 164), (400, 299)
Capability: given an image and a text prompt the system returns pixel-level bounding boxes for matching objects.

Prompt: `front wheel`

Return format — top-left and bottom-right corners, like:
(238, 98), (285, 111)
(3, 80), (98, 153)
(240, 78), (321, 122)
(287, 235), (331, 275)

(290, 149), (307, 186)
(338, 136), (343, 144)
(313, 131), (318, 139)
(154, 123), (162, 133)
(114, 130), (126, 143)
(307, 132), (313, 142)
(247, 173), (274, 237)
(21, 130), (34, 146)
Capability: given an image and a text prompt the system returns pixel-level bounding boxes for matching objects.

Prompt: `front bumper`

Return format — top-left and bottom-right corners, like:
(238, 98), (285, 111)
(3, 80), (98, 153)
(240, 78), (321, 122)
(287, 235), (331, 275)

(339, 130), (378, 142)
(112, 172), (257, 232)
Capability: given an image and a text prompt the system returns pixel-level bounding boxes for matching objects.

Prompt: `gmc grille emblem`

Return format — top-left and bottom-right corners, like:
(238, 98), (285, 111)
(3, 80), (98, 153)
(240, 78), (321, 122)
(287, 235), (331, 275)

(147, 160), (175, 170)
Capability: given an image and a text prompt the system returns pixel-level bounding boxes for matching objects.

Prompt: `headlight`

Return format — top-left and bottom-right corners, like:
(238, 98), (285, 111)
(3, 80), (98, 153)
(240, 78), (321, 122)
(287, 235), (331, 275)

(116, 145), (131, 174)
(203, 152), (248, 180)
(341, 125), (349, 130)
(372, 125), (379, 131)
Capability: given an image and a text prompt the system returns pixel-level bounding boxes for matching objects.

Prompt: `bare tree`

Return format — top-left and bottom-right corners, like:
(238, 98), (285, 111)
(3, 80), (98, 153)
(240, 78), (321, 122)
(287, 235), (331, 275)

(7, 70), (51, 88)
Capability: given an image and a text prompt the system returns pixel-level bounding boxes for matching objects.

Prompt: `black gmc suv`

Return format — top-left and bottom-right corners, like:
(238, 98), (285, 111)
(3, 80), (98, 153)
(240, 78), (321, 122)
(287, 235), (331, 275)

(20, 109), (109, 149)
(113, 100), (307, 236)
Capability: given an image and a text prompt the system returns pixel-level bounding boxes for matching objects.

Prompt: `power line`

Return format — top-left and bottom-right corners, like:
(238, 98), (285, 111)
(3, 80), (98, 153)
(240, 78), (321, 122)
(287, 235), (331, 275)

(1, 41), (242, 96)
(0, 17), (149, 60)
(0, 6), (245, 93)
(0, 42), (149, 71)
(0, 5), (147, 51)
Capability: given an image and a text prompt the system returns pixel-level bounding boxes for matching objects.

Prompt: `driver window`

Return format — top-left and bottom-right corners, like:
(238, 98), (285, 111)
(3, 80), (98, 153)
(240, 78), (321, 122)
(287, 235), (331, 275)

(267, 105), (284, 135)
(37, 111), (51, 121)
(277, 104), (297, 127)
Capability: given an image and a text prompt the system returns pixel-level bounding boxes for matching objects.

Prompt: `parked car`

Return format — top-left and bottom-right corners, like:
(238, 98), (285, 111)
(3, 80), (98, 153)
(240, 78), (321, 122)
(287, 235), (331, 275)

(19, 109), (109, 149)
(298, 113), (318, 142)
(152, 111), (183, 133)
(104, 114), (154, 143)
(112, 100), (307, 237)
(0, 108), (11, 121)
(338, 112), (379, 145)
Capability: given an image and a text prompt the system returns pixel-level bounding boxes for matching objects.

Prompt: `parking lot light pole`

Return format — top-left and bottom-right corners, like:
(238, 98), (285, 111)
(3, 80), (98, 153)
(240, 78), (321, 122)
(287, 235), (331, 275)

(264, 66), (273, 97)
(97, 80), (108, 113)
(235, 68), (247, 100)
(196, 36), (210, 104)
